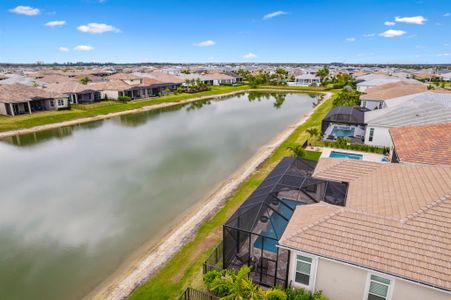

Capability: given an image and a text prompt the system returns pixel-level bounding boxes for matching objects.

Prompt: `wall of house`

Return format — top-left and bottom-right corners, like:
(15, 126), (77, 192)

(0, 103), (8, 116)
(364, 125), (391, 147)
(392, 278), (450, 300)
(101, 90), (119, 100)
(314, 258), (367, 300)
(55, 97), (69, 109)
(360, 100), (382, 110)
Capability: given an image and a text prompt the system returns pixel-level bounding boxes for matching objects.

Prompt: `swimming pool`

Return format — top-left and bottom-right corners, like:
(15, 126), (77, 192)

(331, 126), (355, 138)
(254, 199), (300, 253)
(330, 151), (363, 160)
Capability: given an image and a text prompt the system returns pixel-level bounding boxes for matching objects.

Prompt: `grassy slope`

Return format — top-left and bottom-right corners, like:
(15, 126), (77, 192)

(128, 91), (336, 300)
(0, 86), (248, 132)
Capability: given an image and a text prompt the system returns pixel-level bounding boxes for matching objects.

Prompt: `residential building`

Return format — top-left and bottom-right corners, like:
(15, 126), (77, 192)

(360, 81), (427, 110)
(45, 81), (102, 104)
(0, 83), (69, 116)
(289, 74), (321, 86)
(364, 92), (451, 147)
(278, 158), (451, 300)
(389, 123), (451, 165)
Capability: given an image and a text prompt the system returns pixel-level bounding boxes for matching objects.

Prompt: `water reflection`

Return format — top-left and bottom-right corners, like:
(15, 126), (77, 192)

(0, 92), (317, 300)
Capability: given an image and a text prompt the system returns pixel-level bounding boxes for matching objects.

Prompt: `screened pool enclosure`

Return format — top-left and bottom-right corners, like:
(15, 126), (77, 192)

(222, 157), (348, 288)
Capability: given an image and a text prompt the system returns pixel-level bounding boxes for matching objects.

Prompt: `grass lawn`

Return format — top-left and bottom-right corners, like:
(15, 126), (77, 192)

(0, 85), (248, 133)
(128, 90), (336, 300)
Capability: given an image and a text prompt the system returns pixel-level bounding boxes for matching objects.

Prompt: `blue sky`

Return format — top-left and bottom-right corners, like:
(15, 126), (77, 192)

(1, 0), (450, 63)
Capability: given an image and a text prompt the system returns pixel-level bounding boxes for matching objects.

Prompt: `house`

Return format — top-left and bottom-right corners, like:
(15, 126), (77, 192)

(389, 123), (451, 165)
(360, 81), (427, 110)
(354, 74), (418, 92)
(278, 158), (451, 300)
(0, 83), (69, 116)
(321, 106), (367, 143)
(364, 92), (451, 147)
(289, 74), (321, 86)
(202, 73), (237, 85)
(45, 81), (102, 104)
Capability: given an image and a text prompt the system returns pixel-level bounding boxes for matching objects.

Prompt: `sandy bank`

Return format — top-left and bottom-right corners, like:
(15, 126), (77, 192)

(90, 92), (332, 300)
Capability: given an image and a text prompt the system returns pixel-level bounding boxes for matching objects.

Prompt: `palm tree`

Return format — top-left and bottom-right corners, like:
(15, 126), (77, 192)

(287, 144), (305, 158)
(316, 67), (329, 84)
(212, 266), (265, 300)
(306, 127), (320, 146)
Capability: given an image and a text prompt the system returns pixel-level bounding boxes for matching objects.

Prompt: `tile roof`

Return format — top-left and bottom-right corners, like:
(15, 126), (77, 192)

(44, 81), (101, 94)
(390, 123), (451, 166)
(0, 83), (56, 103)
(360, 81), (427, 101)
(280, 158), (451, 291)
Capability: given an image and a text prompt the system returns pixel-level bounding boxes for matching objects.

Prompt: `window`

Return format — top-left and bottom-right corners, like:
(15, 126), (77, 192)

(49, 100), (54, 107)
(57, 100), (64, 107)
(368, 128), (375, 142)
(367, 274), (391, 300)
(362, 101), (366, 107)
(295, 255), (313, 286)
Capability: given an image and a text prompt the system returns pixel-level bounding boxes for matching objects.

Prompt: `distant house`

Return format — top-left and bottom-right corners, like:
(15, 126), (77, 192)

(289, 74), (321, 86)
(389, 123), (451, 165)
(0, 83), (69, 116)
(321, 106), (367, 143)
(360, 81), (427, 110)
(279, 158), (451, 300)
(45, 81), (102, 104)
(364, 92), (451, 147)
(202, 73), (237, 85)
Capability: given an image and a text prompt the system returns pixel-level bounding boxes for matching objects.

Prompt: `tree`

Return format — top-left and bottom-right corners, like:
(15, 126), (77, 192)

(316, 67), (329, 83)
(287, 144), (305, 158)
(332, 90), (361, 107)
(306, 127), (320, 145)
(210, 266), (265, 300)
(79, 77), (92, 85)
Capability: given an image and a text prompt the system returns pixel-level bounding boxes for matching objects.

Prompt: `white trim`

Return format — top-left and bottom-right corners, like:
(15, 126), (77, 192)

(363, 271), (395, 300)
(289, 249), (318, 292)
(277, 244), (451, 295)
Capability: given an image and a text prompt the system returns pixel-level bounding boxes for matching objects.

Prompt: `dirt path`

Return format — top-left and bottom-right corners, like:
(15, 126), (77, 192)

(89, 92), (332, 300)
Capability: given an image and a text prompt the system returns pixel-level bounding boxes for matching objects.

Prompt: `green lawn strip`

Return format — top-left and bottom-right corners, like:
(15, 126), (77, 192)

(0, 86), (249, 133)
(128, 91), (336, 300)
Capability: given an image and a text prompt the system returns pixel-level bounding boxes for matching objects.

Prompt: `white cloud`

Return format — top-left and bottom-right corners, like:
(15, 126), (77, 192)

(45, 20), (66, 27)
(363, 33), (375, 37)
(263, 11), (288, 20)
(379, 29), (407, 38)
(346, 37), (356, 42)
(58, 47), (70, 52)
(74, 45), (94, 51)
(77, 23), (120, 34)
(436, 53), (450, 57)
(193, 40), (216, 47)
(9, 6), (40, 16)
(384, 21), (396, 26)
(395, 16), (427, 25)
(444, 13), (450, 17)
(243, 53), (257, 59)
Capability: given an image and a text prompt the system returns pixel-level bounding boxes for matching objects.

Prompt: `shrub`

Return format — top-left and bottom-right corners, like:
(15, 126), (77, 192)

(332, 90), (361, 107)
(118, 95), (132, 102)
(266, 288), (288, 300)
(323, 140), (389, 155)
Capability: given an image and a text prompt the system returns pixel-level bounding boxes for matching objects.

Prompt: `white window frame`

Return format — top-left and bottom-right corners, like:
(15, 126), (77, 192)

(363, 272), (394, 300)
(290, 251), (318, 291)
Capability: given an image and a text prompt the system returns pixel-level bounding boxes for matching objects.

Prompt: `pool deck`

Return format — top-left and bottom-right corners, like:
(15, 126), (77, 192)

(309, 147), (387, 163)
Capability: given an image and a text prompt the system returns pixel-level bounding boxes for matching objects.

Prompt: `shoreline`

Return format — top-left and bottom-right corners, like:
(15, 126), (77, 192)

(90, 91), (332, 300)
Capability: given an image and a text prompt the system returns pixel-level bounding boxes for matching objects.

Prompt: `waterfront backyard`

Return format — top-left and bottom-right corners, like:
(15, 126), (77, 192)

(0, 91), (323, 300)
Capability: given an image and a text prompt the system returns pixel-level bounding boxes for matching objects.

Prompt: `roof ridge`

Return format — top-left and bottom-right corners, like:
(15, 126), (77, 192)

(401, 193), (451, 224)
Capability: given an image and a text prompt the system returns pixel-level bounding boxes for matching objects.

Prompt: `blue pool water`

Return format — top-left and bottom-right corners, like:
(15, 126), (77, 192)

(330, 151), (363, 160)
(331, 127), (355, 137)
(254, 199), (300, 253)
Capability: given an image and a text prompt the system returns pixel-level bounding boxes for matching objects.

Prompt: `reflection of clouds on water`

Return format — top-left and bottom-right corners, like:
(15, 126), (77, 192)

(0, 92), (317, 300)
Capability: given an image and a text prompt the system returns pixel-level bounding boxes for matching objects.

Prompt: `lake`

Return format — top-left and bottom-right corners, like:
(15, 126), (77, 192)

(0, 92), (317, 300)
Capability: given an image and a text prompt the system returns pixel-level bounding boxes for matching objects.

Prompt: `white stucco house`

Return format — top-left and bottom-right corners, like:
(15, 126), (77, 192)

(278, 158), (451, 300)
(363, 92), (451, 147)
(288, 74), (321, 86)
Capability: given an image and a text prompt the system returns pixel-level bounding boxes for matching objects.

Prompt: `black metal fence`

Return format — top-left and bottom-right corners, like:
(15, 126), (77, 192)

(179, 287), (219, 300)
(203, 241), (223, 274)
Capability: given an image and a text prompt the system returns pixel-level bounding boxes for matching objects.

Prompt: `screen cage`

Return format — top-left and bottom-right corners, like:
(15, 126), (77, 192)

(223, 157), (347, 288)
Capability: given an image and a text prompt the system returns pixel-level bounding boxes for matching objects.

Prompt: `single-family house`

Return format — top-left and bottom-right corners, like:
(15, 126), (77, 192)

(202, 73), (237, 85)
(278, 158), (451, 300)
(0, 83), (69, 116)
(45, 81), (102, 104)
(364, 92), (451, 147)
(360, 81), (427, 110)
(389, 122), (451, 165)
(289, 74), (321, 86)
(321, 106), (367, 142)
